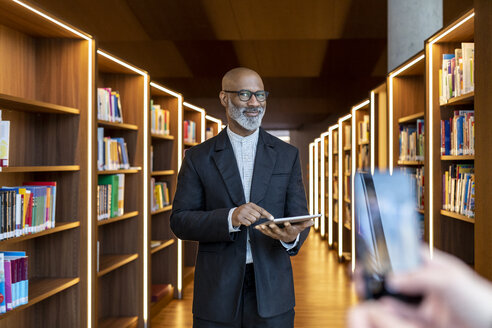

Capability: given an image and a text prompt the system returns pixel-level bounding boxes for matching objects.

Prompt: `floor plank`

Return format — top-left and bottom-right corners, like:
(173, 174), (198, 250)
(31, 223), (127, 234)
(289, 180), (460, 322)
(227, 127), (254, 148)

(151, 232), (357, 327)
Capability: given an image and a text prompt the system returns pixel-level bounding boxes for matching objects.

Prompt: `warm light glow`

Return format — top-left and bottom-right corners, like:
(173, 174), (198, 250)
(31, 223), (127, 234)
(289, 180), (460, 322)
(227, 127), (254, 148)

(328, 124), (338, 247)
(205, 115), (222, 125)
(142, 75), (149, 324)
(388, 54), (425, 176)
(183, 102), (206, 114)
(177, 95), (183, 296)
(150, 82), (181, 99)
(370, 91), (375, 175)
(309, 143), (315, 215)
(338, 114), (351, 259)
(87, 40), (93, 328)
(12, 0), (91, 40)
(353, 99), (370, 111)
(320, 131), (329, 238)
(201, 112), (206, 142)
(97, 50), (147, 76)
(314, 138), (320, 230)
(429, 12), (475, 44)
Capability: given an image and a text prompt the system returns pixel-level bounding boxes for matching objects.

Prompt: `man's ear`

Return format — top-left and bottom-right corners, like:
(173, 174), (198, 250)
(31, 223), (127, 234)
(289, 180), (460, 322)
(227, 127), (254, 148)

(219, 91), (228, 107)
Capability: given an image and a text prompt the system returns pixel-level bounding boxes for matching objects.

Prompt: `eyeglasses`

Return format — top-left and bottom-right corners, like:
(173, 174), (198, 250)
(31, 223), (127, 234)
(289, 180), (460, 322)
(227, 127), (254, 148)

(223, 89), (269, 102)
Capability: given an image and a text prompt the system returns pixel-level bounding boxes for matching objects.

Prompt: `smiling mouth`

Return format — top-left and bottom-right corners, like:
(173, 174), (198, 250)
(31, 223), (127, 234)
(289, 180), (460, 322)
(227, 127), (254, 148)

(243, 109), (261, 117)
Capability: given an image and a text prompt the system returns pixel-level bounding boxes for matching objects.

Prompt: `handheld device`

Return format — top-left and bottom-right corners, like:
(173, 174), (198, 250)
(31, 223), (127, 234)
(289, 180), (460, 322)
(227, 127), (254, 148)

(256, 214), (321, 228)
(354, 171), (423, 304)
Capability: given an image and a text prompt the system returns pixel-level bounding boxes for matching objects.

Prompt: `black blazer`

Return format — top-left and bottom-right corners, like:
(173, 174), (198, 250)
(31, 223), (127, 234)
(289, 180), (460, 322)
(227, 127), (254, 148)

(170, 128), (310, 323)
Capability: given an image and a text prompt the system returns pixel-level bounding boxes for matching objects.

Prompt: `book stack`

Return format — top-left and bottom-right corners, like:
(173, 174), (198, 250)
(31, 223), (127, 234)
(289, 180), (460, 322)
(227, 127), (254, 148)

(0, 182), (57, 240)
(358, 115), (370, 144)
(97, 174), (125, 221)
(0, 251), (28, 313)
(442, 164), (475, 218)
(97, 128), (130, 171)
(399, 119), (424, 161)
(440, 110), (475, 156)
(0, 112), (9, 167)
(206, 127), (214, 140)
(151, 179), (170, 211)
(439, 43), (474, 104)
(97, 88), (124, 123)
(151, 100), (170, 136)
(184, 120), (197, 144)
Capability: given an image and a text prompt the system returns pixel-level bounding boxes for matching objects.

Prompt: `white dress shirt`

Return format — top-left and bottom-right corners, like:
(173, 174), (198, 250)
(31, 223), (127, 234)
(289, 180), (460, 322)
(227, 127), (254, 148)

(226, 127), (299, 264)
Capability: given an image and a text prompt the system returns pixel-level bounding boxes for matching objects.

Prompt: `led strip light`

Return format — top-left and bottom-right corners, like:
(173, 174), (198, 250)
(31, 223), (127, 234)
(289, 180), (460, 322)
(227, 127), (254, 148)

(327, 124), (338, 247)
(320, 131), (330, 238)
(314, 138), (321, 229)
(338, 114), (352, 259)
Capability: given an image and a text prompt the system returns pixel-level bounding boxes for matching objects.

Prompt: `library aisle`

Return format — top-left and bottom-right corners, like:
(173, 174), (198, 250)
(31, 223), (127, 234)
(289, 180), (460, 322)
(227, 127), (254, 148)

(151, 233), (357, 327)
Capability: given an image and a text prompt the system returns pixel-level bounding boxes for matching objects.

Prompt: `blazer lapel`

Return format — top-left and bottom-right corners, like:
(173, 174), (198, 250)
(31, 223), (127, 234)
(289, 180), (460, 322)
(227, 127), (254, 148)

(212, 129), (246, 207)
(250, 129), (277, 204)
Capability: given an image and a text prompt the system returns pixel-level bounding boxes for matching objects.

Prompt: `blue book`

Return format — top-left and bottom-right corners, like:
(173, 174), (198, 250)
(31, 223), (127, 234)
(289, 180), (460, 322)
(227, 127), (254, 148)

(457, 116), (464, 155)
(444, 120), (451, 155)
(1, 252), (25, 309)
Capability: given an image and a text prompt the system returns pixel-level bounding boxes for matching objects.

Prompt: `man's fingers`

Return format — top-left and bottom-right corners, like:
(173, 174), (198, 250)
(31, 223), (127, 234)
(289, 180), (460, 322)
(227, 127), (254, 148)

(249, 203), (274, 220)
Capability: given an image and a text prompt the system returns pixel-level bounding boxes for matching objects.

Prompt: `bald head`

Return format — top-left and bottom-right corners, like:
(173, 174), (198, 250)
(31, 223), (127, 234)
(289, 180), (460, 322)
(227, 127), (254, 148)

(222, 67), (264, 91)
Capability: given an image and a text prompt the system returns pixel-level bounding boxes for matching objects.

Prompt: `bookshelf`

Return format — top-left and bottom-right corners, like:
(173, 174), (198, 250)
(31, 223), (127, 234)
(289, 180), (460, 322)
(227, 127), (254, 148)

(370, 83), (388, 171)
(148, 82), (181, 310)
(205, 115), (223, 140)
(95, 50), (148, 327)
(0, 1), (92, 326)
(351, 99), (370, 270)
(180, 102), (205, 294)
(314, 138), (321, 231)
(320, 131), (329, 240)
(338, 114), (352, 262)
(327, 124), (338, 250)
(426, 10), (475, 265)
(388, 51), (426, 241)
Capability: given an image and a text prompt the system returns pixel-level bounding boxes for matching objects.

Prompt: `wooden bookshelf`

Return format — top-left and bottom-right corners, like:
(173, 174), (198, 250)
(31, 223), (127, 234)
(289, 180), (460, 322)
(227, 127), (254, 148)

(398, 112), (425, 124)
(97, 211), (139, 227)
(99, 316), (138, 328)
(474, 0), (492, 280)
(0, 2), (92, 326)
(95, 50), (147, 327)
(184, 141), (200, 147)
(149, 82), (181, 311)
(371, 82), (388, 171)
(205, 115), (222, 140)
(397, 160), (424, 166)
(425, 9), (475, 266)
(338, 116), (352, 262)
(151, 133), (175, 141)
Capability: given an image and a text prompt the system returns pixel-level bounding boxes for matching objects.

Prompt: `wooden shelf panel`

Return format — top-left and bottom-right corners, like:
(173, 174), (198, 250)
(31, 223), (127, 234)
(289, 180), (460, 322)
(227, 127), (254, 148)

(441, 155), (475, 161)
(0, 221), (80, 246)
(151, 205), (172, 215)
(398, 112), (425, 123)
(184, 141), (199, 147)
(98, 211), (139, 226)
(98, 168), (142, 175)
(151, 170), (175, 176)
(151, 239), (175, 255)
(0, 278), (79, 320)
(99, 316), (138, 328)
(440, 91), (474, 106)
(98, 254), (138, 277)
(397, 160), (424, 166)
(0, 165), (80, 173)
(151, 133), (175, 141)
(0, 93), (80, 115)
(98, 120), (138, 131)
(440, 210), (475, 224)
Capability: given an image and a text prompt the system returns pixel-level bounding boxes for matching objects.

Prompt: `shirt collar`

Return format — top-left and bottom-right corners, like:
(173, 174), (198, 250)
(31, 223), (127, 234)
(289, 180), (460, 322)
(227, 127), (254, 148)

(227, 126), (259, 144)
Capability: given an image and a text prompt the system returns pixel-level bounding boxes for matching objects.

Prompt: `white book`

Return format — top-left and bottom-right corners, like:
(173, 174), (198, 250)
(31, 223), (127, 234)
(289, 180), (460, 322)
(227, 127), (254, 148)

(462, 43), (474, 93)
(0, 120), (10, 167)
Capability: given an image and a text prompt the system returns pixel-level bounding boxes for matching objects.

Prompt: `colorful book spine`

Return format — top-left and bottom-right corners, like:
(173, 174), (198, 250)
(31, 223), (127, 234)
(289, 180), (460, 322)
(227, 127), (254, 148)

(442, 164), (475, 217)
(440, 110), (474, 156)
(0, 119), (10, 168)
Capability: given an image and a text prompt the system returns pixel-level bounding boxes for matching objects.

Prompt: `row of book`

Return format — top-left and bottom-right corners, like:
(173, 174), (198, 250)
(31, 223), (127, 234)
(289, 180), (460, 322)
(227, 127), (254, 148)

(97, 128), (130, 171)
(97, 174), (125, 220)
(403, 167), (425, 210)
(97, 88), (124, 123)
(151, 179), (170, 211)
(151, 100), (170, 136)
(344, 126), (351, 148)
(0, 251), (28, 313)
(0, 182), (56, 241)
(184, 120), (197, 144)
(205, 127), (214, 140)
(399, 119), (425, 162)
(442, 164), (475, 218)
(440, 110), (475, 156)
(0, 113), (9, 167)
(358, 115), (370, 144)
(439, 43), (474, 104)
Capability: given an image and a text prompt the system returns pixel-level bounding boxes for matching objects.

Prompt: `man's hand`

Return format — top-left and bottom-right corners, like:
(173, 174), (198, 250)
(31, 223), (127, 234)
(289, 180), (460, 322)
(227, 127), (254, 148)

(231, 202), (274, 227)
(255, 220), (313, 243)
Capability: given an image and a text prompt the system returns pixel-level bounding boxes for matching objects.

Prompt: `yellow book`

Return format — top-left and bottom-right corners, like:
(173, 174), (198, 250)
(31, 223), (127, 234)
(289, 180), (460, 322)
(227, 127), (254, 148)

(445, 171), (449, 210)
(156, 185), (163, 209)
(19, 188), (28, 233)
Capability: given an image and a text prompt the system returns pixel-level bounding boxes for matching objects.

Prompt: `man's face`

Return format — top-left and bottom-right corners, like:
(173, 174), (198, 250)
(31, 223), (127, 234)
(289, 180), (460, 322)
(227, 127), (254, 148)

(225, 74), (267, 131)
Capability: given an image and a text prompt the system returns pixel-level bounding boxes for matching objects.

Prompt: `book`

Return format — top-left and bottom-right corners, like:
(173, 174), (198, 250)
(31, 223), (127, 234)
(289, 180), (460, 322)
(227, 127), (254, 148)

(151, 100), (170, 136)
(99, 135), (131, 171)
(440, 110), (474, 156)
(98, 88), (123, 123)
(98, 175), (121, 218)
(0, 253), (5, 313)
(0, 119), (10, 167)
(1, 252), (28, 310)
(442, 164), (475, 217)
(184, 120), (197, 143)
(439, 43), (474, 104)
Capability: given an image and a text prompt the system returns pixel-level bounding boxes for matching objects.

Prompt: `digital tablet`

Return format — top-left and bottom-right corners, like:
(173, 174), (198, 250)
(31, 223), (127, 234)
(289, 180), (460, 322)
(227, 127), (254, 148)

(257, 214), (321, 227)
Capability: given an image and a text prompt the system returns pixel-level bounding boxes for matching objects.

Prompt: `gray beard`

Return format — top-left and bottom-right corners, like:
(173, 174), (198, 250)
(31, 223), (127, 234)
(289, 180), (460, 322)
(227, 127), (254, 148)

(227, 98), (265, 131)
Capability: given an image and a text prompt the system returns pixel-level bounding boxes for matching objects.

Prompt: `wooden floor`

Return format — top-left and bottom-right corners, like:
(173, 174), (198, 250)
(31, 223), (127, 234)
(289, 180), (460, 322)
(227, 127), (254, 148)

(151, 232), (357, 327)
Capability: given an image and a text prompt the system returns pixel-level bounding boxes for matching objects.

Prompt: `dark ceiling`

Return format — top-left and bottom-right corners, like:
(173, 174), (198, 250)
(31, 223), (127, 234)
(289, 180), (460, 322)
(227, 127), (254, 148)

(32, 0), (388, 130)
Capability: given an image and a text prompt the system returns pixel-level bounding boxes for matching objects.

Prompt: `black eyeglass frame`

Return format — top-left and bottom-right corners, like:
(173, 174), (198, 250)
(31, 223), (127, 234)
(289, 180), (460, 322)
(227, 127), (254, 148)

(223, 89), (269, 102)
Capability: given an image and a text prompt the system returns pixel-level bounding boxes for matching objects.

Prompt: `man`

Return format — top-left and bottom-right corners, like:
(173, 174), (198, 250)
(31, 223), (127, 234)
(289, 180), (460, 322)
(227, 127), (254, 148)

(170, 67), (312, 327)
